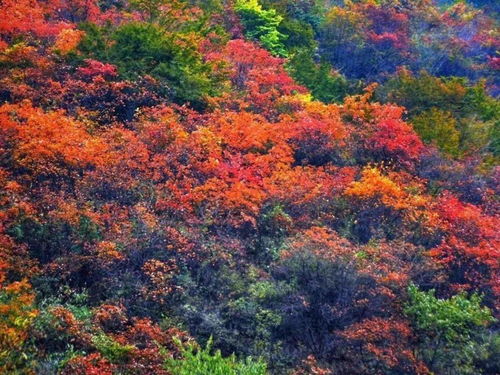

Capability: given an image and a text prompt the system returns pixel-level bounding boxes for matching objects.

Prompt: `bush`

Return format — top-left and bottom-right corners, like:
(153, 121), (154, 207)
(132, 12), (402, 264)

(412, 108), (461, 157)
(287, 49), (356, 103)
(165, 337), (267, 375)
(405, 284), (495, 374)
(78, 22), (220, 108)
(92, 333), (135, 363)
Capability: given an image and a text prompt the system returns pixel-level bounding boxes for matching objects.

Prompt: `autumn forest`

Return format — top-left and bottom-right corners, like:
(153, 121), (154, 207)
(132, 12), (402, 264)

(0, 0), (499, 374)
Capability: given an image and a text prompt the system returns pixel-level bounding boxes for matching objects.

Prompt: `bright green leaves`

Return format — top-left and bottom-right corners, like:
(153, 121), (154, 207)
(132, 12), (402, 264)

(405, 284), (496, 374)
(109, 23), (218, 107)
(405, 284), (493, 342)
(235, 0), (288, 57)
(164, 337), (267, 375)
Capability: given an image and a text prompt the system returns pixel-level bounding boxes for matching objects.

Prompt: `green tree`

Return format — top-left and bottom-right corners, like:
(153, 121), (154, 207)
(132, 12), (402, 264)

(377, 71), (499, 158)
(235, 0), (288, 57)
(278, 18), (315, 51)
(405, 284), (495, 375)
(287, 49), (357, 103)
(78, 22), (222, 108)
(260, 0), (322, 51)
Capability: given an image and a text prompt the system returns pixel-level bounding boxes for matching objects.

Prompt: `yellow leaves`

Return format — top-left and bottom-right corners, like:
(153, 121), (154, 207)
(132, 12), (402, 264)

(3, 180), (22, 193)
(96, 241), (124, 262)
(286, 92), (313, 104)
(325, 3), (362, 25)
(0, 42), (38, 66)
(344, 166), (439, 229)
(444, 1), (479, 23)
(48, 201), (82, 226)
(133, 204), (158, 231)
(345, 167), (408, 210)
(52, 28), (85, 55)
(0, 279), (38, 365)
(190, 126), (223, 169)
(340, 83), (380, 122)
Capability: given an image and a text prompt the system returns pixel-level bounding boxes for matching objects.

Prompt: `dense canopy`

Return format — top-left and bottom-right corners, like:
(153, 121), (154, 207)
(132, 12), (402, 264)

(0, 0), (498, 374)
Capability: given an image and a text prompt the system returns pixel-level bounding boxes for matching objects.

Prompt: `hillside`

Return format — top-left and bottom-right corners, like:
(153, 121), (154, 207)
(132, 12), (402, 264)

(0, 1), (499, 374)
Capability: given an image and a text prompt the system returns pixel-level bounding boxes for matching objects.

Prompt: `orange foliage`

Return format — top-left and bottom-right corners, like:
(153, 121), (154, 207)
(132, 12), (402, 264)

(95, 241), (124, 262)
(0, 3), (497, 372)
(345, 167), (408, 209)
(341, 88), (424, 166)
(0, 0), (70, 39)
(292, 355), (333, 375)
(341, 318), (427, 374)
(141, 259), (179, 301)
(283, 226), (356, 261)
(93, 304), (127, 333)
(344, 167), (432, 216)
(289, 101), (346, 144)
(52, 28), (85, 55)
(267, 166), (355, 210)
(0, 101), (109, 176)
(358, 241), (426, 289)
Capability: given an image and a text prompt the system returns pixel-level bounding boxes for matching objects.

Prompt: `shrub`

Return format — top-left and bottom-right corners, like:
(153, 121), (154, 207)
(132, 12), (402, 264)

(92, 333), (135, 363)
(405, 284), (495, 374)
(412, 108), (461, 157)
(164, 337), (268, 375)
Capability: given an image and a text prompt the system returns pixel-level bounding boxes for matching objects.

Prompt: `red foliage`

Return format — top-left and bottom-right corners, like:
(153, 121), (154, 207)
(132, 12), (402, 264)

(0, 101), (109, 176)
(340, 87), (424, 168)
(364, 4), (410, 50)
(0, 0), (106, 43)
(292, 355), (333, 375)
(368, 118), (424, 165)
(111, 319), (191, 375)
(0, 0), (71, 39)
(341, 318), (427, 374)
(93, 304), (128, 333)
(428, 193), (500, 296)
(0, 2), (497, 372)
(77, 59), (118, 79)
(62, 353), (116, 375)
(211, 39), (306, 117)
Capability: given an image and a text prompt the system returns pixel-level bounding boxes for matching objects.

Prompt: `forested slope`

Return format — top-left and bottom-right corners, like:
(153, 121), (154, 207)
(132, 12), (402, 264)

(0, 1), (499, 374)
